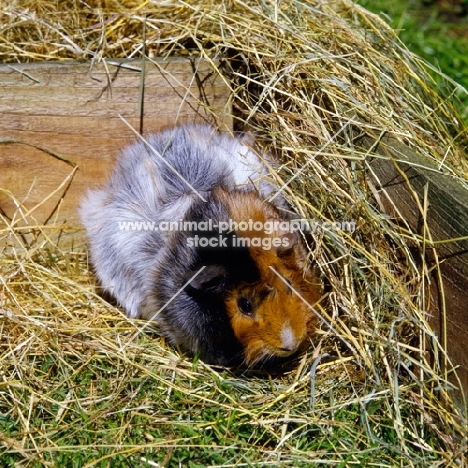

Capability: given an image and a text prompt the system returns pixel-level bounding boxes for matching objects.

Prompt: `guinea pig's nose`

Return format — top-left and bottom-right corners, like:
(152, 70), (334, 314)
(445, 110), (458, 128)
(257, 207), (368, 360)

(280, 324), (298, 353)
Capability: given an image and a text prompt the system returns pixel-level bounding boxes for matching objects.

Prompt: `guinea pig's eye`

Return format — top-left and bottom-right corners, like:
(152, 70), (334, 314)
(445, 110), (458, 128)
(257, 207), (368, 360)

(237, 297), (253, 316)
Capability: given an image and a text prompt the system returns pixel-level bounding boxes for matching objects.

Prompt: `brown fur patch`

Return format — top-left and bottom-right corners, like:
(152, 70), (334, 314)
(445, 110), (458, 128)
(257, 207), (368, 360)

(215, 189), (322, 365)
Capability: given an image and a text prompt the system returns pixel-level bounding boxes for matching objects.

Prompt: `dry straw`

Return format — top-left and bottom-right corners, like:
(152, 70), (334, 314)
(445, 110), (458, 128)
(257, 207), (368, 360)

(1, 0), (467, 466)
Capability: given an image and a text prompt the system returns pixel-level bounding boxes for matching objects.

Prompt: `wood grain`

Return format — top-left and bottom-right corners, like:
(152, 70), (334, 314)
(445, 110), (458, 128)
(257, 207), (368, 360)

(366, 135), (468, 394)
(0, 58), (232, 248)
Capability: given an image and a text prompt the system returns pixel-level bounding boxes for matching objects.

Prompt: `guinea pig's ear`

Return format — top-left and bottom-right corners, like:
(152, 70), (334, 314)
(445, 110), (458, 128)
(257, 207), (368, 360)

(276, 231), (298, 258)
(277, 230), (310, 269)
(186, 264), (228, 295)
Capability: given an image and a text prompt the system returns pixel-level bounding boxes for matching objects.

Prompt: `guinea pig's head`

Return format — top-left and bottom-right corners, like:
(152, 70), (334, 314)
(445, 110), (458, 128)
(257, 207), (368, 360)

(213, 189), (322, 366)
(224, 243), (320, 366)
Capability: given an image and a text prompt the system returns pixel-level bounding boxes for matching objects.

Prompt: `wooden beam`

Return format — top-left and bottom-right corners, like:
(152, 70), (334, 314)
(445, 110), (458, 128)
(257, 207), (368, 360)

(366, 135), (468, 394)
(0, 58), (232, 248)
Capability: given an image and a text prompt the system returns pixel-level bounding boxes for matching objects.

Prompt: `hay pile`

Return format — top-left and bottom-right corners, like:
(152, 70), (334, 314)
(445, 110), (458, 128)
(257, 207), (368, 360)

(1, 0), (467, 466)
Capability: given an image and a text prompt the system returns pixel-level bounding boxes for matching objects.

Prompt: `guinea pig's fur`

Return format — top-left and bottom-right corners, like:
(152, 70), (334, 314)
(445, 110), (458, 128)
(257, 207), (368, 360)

(80, 124), (321, 366)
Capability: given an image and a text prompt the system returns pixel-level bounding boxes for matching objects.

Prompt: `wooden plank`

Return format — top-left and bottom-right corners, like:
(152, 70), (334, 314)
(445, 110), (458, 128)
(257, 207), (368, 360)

(366, 136), (468, 394)
(0, 58), (232, 248)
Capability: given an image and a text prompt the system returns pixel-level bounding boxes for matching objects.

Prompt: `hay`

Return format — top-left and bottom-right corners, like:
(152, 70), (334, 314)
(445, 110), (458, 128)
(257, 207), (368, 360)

(1, 0), (467, 466)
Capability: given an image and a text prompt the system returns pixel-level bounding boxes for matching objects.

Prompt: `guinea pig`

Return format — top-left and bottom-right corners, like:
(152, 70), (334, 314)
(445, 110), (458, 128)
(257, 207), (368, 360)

(80, 124), (321, 366)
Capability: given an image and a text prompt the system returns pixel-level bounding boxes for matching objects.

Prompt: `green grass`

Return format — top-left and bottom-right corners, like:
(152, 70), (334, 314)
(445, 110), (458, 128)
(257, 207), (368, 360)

(0, 339), (453, 467)
(356, 0), (468, 123)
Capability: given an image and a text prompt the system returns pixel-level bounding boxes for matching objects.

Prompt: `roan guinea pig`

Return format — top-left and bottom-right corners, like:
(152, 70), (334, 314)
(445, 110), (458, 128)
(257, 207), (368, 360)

(80, 124), (321, 366)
